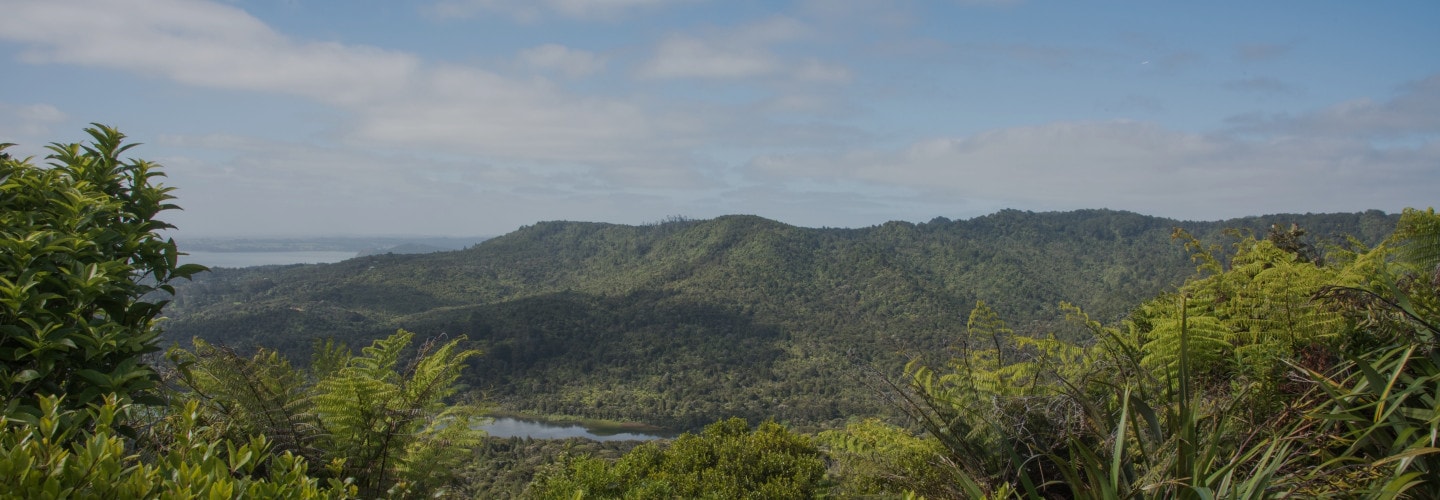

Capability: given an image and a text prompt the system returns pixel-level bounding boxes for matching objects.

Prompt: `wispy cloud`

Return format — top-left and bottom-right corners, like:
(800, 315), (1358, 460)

(1227, 74), (1440, 139)
(426, 0), (693, 21)
(0, 0), (714, 182)
(954, 0), (1023, 6)
(792, 59), (853, 83)
(518, 44), (607, 77)
(3, 0), (1435, 236)
(636, 16), (849, 82)
(638, 36), (781, 79)
(0, 102), (67, 143)
(1235, 43), (1293, 62)
(0, 0), (420, 106)
(748, 115), (1439, 220)
(1223, 77), (1300, 96)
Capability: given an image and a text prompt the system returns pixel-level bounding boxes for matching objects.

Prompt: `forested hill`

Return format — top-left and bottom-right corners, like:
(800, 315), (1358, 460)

(162, 209), (1397, 429)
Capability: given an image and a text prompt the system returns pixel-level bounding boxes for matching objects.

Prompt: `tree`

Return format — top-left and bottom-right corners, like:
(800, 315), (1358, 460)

(0, 125), (205, 425)
(0, 126), (353, 497)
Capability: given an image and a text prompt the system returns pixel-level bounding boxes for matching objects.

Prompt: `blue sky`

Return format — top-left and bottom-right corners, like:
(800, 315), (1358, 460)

(2, 0), (1437, 236)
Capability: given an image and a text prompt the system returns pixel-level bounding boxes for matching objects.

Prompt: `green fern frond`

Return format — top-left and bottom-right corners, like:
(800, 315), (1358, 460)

(1142, 313), (1231, 382)
(1390, 207), (1440, 274)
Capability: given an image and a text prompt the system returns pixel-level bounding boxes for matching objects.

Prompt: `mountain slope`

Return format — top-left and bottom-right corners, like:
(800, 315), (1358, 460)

(162, 209), (1397, 429)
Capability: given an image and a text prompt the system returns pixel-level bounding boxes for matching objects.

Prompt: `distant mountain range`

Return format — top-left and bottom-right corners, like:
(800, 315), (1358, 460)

(161, 209), (1398, 430)
(178, 236), (492, 254)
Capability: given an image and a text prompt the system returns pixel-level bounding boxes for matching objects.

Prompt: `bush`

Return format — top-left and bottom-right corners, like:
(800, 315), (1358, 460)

(1, 125), (204, 424)
(530, 417), (826, 499)
(0, 394), (353, 499)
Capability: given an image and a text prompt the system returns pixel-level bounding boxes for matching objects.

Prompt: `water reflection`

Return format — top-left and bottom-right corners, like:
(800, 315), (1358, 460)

(481, 417), (669, 442)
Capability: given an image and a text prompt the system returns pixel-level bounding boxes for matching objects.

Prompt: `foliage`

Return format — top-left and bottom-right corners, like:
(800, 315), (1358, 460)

(171, 330), (487, 498)
(1142, 230), (1348, 388)
(1292, 207), (1440, 497)
(878, 207), (1440, 498)
(0, 394), (353, 499)
(0, 126), (205, 424)
(461, 436), (644, 498)
(817, 418), (958, 498)
(529, 417), (826, 499)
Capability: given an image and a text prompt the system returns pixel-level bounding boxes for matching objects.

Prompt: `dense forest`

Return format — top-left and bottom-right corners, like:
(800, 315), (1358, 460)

(7, 127), (1440, 498)
(165, 209), (1395, 429)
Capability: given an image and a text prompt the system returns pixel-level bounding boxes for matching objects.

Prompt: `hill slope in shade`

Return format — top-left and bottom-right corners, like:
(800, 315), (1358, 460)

(162, 209), (1397, 429)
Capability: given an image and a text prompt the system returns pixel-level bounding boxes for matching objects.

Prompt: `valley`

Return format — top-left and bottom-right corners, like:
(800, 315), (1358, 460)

(161, 209), (1398, 430)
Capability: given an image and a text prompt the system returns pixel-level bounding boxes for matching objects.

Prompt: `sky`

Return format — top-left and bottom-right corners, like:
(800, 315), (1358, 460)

(2, 0), (1437, 237)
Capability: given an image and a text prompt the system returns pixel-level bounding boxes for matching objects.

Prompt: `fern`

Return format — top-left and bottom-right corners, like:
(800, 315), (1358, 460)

(170, 339), (325, 465)
(312, 330), (483, 497)
(172, 329), (484, 497)
(1141, 307), (1231, 384)
(1390, 207), (1440, 275)
(1224, 240), (1345, 344)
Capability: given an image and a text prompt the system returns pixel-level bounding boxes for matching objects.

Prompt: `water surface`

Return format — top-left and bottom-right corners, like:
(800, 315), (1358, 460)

(481, 417), (670, 441)
(183, 251), (358, 268)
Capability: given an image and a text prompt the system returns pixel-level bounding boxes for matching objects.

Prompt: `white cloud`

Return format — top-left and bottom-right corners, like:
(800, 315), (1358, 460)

(426, 0), (690, 21)
(748, 119), (1440, 220)
(792, 58), (852, 83)
(0, 1), (850, 175)
(0, 102), (69, 146)
(1227, 74), (1440, 139)
(15, 103), (66, 124)
(7, 0), (1432, 236)
(154, 131), (732, 236)
(0, 0), (714, 184)
(638, 36), (780, 79)
(353, 66), (658, 161)
(518, 44), (606, 77)
(0, 0), (419, 106)
(730, 16), (812, 44)
(637, 16), (849, 82)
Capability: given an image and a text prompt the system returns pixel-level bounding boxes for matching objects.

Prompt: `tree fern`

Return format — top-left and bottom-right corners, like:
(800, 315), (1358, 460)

(311, 329), (483, 497)
(170, 339), (325, 465)
(1387, 208), (1440, 326)
(172, 329), (484, 497)
(964, 300), (1015, 373)
(1223, 240), (1345, 345)
(1390, 207), (1440, 276)
(1140, 305), (1230, 385)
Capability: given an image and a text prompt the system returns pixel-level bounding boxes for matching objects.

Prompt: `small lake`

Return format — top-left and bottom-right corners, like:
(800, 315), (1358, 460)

(481, 417), (672, 442)
(182, 251), (358, 268)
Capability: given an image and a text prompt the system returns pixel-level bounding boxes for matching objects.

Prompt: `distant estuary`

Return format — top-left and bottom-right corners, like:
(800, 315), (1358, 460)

(182, 250), (358, 268)
(481, 416), (673, 442)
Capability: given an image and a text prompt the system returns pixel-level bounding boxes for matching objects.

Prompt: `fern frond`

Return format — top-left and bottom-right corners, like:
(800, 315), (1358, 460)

(1142, 313), (1230, 382)
(1390, 207), (1440, 274)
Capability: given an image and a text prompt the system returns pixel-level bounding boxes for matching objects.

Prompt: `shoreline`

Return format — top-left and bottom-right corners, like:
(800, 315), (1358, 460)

(485, 410), (676, 437)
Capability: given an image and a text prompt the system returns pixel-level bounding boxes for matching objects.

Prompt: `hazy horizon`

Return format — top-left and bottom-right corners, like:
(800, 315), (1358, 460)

(166, 206), (1401, 241)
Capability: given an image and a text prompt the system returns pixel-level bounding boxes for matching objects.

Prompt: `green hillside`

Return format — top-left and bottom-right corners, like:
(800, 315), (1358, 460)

(162, 209), (1397, 429)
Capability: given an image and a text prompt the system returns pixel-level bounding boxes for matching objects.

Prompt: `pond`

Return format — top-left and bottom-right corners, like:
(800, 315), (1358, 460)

(480, 417), (673, 442)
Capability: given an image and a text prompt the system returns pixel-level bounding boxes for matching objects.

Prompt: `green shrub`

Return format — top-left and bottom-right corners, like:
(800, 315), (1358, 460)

(530, 417), (826, 499)
(1, 125), (204, 424)
(0, 394), (353, 499)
